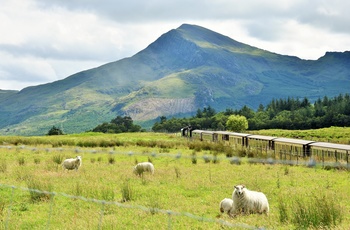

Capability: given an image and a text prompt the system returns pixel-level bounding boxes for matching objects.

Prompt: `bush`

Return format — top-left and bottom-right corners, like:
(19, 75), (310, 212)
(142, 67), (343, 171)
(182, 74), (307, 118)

(47, 126), (64, 135)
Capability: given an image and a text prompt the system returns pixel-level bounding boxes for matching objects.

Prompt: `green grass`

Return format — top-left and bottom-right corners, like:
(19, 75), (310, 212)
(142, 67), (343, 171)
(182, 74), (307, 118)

(0, 132), (349, 229)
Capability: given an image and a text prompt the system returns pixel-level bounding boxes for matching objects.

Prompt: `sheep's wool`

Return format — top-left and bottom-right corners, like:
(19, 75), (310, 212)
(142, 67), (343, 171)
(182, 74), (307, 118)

(231, 185), (269, 215)
(133, 162), (154, 176)
(62, 156), (82, 171)
(219, 198), (233, 214)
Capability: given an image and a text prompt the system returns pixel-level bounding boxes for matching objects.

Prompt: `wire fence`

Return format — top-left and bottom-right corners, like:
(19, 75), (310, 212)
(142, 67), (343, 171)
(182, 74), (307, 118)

(0, 144), (347, 229)
(0, 184), (262, 230)
(0, 144), (348, 170)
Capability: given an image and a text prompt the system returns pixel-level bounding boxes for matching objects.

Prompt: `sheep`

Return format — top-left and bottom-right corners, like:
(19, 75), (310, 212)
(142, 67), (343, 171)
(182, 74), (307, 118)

(133, 162), (154, 176)
(219, 198), (234, 215)
(62, 156), (82, 171)
(230, 184), (269, 216)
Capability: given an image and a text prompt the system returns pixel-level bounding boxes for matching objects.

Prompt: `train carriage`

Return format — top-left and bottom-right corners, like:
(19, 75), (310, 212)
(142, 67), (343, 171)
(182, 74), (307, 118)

(309, 142), (350, 168)
(181, 127), (350, 169)
(214, 131), (231, 143)
(191, 130), (203, 141)
(273, 138), (315, 163)
(227, 132), (251, 150)
(191, 130), (215, 142)
(201, 131), (215, 142)
(247, 135), (277, 158)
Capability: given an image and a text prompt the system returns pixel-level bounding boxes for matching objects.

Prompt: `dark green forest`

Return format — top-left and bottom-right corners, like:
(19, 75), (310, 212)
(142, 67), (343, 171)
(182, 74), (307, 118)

(151, 94), (350, 132)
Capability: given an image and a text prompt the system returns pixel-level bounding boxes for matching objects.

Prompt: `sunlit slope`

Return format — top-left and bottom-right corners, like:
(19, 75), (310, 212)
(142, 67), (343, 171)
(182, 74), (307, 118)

(0, 24), (349, 135)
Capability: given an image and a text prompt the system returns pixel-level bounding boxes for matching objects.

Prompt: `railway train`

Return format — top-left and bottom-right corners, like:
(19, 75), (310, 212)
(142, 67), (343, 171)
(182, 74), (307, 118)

(181, 126), (350, 168)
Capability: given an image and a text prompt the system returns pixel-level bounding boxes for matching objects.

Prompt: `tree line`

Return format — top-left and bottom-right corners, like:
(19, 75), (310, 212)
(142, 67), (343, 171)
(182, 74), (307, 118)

(152, 93), (350, 132)
(48, 93), (350, 135)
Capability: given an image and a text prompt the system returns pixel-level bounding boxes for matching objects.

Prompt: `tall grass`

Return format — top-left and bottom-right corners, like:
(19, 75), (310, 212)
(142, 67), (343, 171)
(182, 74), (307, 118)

(0, 160), (7, 173)
(121, 179), (133, 202)
(25, 178), (53, 203)
(0, 131), (349, 229)
(278, 193), (343, 229)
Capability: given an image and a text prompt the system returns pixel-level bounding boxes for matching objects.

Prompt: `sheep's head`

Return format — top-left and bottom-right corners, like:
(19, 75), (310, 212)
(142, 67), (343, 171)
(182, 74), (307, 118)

(234, 185), (245, 196)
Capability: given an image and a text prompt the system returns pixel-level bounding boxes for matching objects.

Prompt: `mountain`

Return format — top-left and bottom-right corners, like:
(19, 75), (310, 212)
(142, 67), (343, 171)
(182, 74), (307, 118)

(0, 24), (349, 136)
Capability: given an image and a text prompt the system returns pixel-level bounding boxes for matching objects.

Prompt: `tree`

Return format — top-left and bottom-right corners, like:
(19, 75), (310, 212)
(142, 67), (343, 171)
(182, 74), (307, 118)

(92, 116), (141, 133)
(47, 126), (64, 135)
(226, 115), (248, 132)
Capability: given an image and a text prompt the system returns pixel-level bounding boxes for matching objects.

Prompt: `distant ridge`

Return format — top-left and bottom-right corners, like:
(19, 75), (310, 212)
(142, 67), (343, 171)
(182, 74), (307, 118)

(0, 24), (349, 135)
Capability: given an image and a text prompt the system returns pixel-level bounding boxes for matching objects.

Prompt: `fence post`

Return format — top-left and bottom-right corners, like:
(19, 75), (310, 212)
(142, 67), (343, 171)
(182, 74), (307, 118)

(5, 186), (15, 230)
(167, 211), (172, 230)
(98, 201), (105, 230)
(46, 192), (55, 230)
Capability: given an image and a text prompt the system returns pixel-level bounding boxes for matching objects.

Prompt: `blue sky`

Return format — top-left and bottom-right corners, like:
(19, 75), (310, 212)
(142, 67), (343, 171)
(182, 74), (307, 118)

(1, 0), (349, 90)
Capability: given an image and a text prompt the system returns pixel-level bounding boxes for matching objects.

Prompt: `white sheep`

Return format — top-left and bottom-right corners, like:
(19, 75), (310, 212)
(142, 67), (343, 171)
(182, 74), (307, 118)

(219, 198), (234, 215)
(230, 185), (269, 216)
(62, 156), (82, 171)
(133, 162), (154, 176)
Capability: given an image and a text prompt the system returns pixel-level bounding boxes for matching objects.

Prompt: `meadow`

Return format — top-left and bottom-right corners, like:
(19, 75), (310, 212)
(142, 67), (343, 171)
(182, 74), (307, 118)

(0, 130), (349, 229)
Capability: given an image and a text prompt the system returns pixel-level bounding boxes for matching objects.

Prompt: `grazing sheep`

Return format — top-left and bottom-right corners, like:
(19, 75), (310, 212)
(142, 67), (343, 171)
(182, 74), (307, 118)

(133, 162), (154, 176)
(219, 198), (234, 214)
(62, 156), (82, 171)
(230, 185), (269, 216)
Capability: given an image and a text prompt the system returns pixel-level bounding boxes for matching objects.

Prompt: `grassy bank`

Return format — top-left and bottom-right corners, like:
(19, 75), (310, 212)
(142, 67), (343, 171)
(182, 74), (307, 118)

(0, 130), (349, 229)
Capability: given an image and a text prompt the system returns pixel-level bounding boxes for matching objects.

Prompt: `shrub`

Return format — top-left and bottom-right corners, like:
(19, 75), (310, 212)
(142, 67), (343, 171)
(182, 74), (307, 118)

(47, 126), (64, 135)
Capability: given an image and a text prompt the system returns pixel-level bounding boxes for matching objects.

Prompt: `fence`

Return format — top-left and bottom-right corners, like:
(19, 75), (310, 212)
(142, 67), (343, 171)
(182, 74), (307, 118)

(0, 184), (262, 230)
(0, 144), (347, 169)
(0, 144), (347, 229)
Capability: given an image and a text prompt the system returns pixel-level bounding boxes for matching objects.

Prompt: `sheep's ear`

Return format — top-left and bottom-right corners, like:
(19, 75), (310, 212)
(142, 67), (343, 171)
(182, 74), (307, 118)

(242, 185), (245, 188)
(234, 185), (238, 189)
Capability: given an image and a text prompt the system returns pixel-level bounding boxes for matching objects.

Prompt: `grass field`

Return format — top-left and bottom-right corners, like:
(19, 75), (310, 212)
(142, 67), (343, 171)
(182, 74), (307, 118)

(0, 130), (349, 229)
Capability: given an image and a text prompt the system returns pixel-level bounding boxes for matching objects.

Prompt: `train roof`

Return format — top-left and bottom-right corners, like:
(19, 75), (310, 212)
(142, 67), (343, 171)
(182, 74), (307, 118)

(228, 132), (251, 137)
(214, 131), (232, 135)
(192, 130), (214, 134)
(248, 135), (277, 141)
(273, 137), (314, 145)
(309, 142), (350, 151)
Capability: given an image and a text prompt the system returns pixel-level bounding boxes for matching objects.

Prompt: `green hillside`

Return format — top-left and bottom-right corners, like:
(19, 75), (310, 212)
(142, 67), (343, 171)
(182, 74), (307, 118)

(0, 24), (349, 135)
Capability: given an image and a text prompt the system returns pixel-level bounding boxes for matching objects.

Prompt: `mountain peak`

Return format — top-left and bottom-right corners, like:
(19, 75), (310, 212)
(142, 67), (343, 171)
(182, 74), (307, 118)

(1, 24), (349, 135)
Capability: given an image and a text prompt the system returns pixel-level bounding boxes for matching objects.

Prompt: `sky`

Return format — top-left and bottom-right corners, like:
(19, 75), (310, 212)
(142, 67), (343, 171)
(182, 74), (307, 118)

(1, 0), (350, 90)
